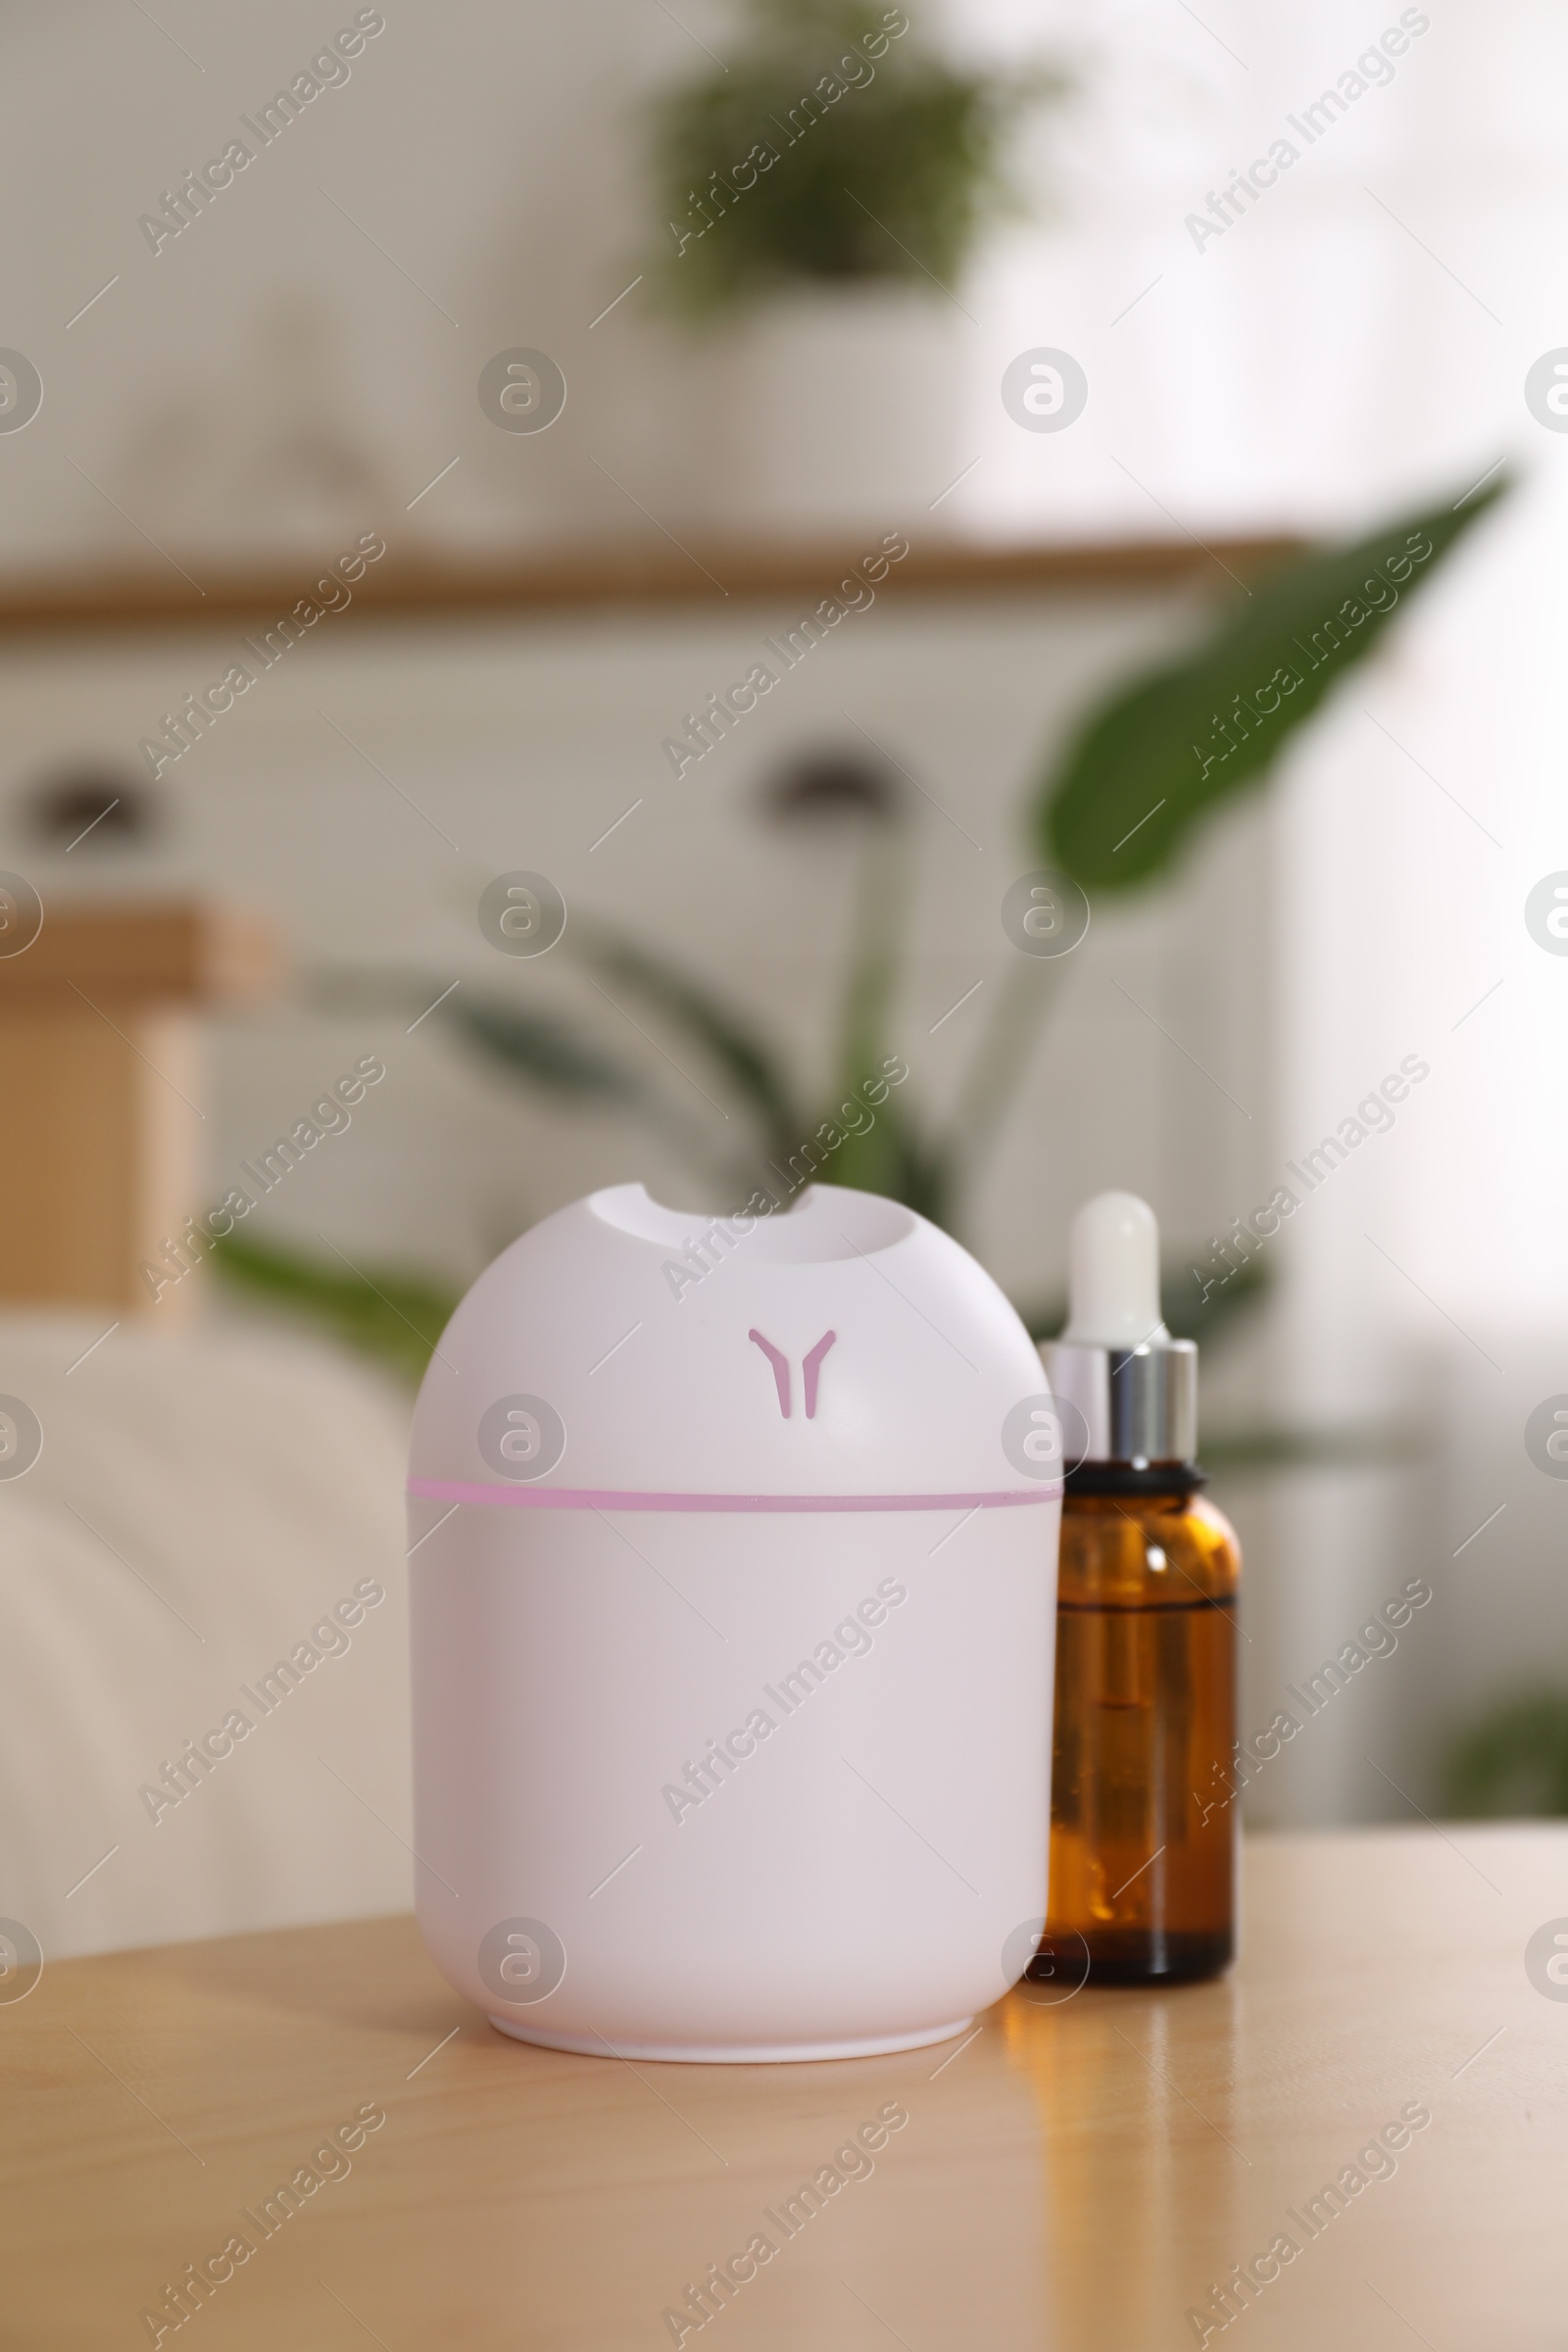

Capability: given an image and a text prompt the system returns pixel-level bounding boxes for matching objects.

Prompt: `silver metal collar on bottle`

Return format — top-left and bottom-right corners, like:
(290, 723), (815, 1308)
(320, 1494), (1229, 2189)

(1041, 1337), (1198, 1468)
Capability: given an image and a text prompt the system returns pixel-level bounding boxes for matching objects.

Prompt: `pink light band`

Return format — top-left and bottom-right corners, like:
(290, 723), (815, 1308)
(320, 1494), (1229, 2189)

(406, 1477), (1060, 1514)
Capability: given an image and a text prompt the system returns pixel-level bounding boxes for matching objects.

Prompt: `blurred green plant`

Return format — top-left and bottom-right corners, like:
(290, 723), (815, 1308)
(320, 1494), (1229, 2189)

(1042, 490), (1501, 887)
(220, 475), (1504, 1394)
(212, 1232), (460, 1389)
(646, 0), (1063, 315)
(417, 476), (1501, 1247)
(1445, 1690), (1568, 1818)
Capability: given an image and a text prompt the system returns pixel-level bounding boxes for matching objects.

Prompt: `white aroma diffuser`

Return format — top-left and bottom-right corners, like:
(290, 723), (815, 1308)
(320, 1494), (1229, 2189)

(407, 1182), (1060, 2062)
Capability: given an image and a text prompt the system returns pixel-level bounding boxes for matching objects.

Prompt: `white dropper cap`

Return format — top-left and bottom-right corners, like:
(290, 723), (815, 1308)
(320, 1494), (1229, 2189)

(1047, 1192), (1196, 1464)
(1060, 1191), (1170, 1350)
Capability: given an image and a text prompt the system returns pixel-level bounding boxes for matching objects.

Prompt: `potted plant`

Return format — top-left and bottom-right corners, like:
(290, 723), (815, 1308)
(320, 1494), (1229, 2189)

(641, 0), (1063, 533)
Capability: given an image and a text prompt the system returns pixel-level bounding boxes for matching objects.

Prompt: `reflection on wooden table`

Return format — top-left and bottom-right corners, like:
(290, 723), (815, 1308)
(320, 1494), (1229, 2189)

(3, 1828), (1562, 2350)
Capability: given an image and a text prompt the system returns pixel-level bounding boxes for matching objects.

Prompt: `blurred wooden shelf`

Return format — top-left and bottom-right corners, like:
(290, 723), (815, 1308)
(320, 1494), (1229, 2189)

(0, 534), (1304, 636)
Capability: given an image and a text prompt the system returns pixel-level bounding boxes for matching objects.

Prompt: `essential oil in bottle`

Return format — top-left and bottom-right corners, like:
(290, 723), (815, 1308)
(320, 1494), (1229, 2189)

(1039, 1193), (1240, 1985)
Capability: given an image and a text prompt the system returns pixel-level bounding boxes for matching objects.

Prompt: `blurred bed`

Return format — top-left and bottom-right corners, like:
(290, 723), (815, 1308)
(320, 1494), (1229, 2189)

(1, 1311), (412, 1960)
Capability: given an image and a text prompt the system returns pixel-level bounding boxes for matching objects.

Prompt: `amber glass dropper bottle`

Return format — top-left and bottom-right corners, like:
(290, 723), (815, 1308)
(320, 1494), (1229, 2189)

(1040, 1193), (1240, 1984)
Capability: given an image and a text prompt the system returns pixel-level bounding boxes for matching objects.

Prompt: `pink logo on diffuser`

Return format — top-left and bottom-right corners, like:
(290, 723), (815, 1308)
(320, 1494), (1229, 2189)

(748, 1329), (836, 1419)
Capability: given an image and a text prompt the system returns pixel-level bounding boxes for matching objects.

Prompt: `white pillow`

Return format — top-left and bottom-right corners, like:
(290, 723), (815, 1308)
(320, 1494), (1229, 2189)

(0, 1314), (412, 1961)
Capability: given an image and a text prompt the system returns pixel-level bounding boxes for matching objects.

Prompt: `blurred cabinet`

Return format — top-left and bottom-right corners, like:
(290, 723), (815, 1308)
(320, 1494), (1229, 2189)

(0, 900), (275, 1310)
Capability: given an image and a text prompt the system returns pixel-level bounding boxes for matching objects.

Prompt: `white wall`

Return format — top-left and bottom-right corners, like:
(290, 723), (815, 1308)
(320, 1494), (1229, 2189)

(1254, 473), (1568, 1823)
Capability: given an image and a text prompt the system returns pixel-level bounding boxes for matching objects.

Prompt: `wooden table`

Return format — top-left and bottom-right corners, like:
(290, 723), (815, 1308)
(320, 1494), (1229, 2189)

(5, 1828), (1563, 2350)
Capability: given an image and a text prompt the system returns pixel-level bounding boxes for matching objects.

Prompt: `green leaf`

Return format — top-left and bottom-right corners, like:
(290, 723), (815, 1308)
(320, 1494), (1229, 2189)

(580, 929), (805, 1149)
(798, 829), (953, 1223)
(440, 989), (738, 1187)
(823, 831), (911, 1190)
(439, 995), (650, 1106)
(1444, 1689), (1568, 1818)
(305, 966), (655, 1114)
(212, 1233), (461, 1386)
(1040, 477), (1508, 891)
(1162, 1252), (1271, 1346)
(832, 835), (906, 1098)
(938, 954), (1064, 1191)
(825, 1096), (952, 1225)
